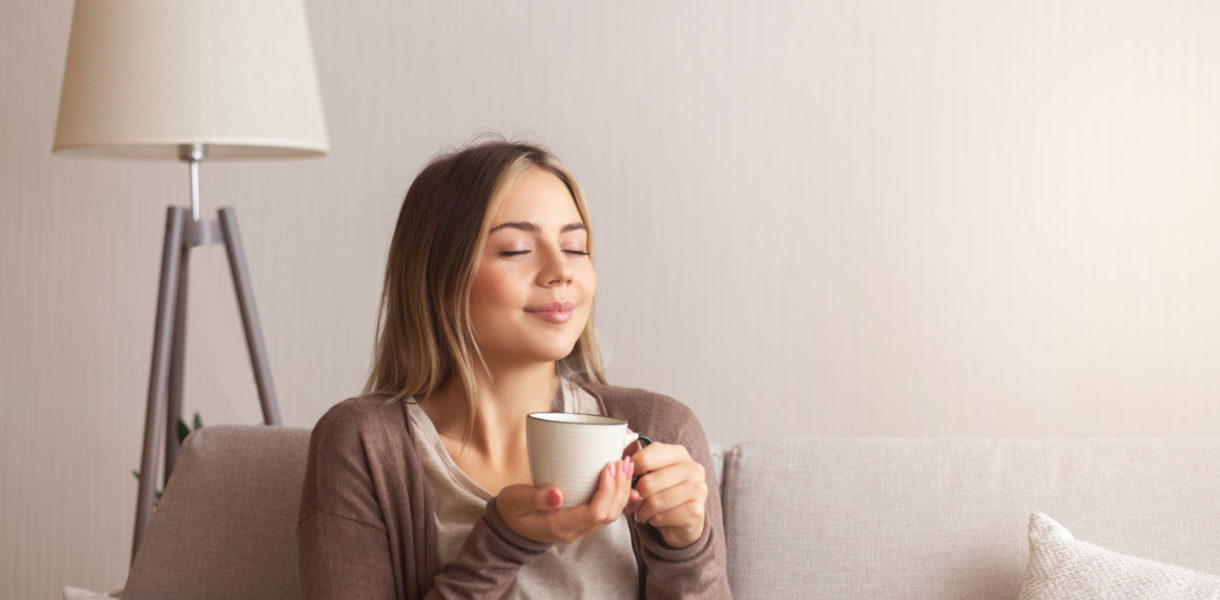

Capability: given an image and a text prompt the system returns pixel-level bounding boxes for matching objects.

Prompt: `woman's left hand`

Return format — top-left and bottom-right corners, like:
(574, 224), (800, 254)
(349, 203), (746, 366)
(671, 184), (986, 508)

(626, 441), (708, 549)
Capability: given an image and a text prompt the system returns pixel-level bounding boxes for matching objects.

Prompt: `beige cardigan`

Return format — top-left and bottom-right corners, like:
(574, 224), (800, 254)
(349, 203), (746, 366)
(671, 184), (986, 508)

(297, 383), (731, 599)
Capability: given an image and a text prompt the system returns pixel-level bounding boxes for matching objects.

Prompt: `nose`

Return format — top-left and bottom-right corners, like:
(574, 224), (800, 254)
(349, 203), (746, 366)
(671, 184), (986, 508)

(537, 245), (574, 287)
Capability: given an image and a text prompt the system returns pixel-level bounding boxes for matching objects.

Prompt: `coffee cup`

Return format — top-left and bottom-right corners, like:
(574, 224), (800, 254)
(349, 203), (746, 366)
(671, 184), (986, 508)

(526, 412), (648, 508)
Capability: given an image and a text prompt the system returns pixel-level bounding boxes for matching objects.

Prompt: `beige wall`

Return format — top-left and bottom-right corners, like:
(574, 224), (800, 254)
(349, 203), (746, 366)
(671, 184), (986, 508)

(6, 0), (1220, 596)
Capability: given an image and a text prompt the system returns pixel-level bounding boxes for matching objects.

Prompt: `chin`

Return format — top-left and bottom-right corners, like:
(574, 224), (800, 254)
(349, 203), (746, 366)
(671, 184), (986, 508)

(543, 344), (582, 363)
(525, 339), (582, 364)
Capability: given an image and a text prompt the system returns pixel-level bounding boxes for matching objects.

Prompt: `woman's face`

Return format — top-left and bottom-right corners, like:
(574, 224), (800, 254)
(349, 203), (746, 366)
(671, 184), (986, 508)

(469, 168), (596, 370)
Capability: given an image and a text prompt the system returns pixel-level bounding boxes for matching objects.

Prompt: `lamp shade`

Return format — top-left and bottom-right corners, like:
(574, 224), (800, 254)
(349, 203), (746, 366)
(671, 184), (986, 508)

(53, 0), (329, 160)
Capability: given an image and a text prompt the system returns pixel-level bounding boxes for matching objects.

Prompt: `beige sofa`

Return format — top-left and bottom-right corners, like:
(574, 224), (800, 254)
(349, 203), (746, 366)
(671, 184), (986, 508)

(117, 426), (1220, 599)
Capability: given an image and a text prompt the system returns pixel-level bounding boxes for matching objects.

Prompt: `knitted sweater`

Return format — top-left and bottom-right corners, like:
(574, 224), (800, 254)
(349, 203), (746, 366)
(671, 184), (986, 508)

(297, 383), (731, 599)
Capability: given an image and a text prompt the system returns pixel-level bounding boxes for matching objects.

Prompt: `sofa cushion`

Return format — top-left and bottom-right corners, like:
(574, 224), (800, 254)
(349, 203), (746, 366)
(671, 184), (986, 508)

(1019, 512), (1220, 600)
(719, 438), (1220, 600)
(122, 425), (312, 600)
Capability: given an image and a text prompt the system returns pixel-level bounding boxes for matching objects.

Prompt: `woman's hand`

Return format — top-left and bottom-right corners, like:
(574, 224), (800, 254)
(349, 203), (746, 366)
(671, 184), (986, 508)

(627, 442), (708, 549)
(495, 458), (634, 544)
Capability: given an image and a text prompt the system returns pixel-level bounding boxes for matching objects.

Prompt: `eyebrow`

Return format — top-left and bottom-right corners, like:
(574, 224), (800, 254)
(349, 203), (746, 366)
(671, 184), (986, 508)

(488, 221), (587, 234)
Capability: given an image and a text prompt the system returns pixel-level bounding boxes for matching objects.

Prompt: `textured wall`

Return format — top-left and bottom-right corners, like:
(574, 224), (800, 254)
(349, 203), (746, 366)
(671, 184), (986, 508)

(5, 0), (1220, 596)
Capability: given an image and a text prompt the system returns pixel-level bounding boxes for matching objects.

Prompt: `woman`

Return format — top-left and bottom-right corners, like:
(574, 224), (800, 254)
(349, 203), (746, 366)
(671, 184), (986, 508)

(298, 139), (730, 599)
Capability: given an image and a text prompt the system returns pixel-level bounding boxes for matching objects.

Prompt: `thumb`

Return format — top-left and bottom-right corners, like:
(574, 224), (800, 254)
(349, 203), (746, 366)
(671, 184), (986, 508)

(537, 486), (564, 510)
(497, 484), (563, 516)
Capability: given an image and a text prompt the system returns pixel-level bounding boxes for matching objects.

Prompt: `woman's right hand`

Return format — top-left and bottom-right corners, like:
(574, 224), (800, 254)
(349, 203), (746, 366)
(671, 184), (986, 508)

(495, 457), (634, 543)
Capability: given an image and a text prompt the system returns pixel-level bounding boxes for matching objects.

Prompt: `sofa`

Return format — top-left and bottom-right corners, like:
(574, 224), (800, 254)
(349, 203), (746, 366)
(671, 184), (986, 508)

(114, 425), (1220, 599)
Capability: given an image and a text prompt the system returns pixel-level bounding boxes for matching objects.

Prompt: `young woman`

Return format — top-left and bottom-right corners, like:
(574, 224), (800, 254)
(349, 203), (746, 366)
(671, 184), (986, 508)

(297, 139), (730, 599)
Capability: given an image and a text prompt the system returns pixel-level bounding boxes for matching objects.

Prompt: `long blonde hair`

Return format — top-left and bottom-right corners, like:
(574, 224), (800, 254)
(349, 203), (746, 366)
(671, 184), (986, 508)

(363, 138), (607, 426)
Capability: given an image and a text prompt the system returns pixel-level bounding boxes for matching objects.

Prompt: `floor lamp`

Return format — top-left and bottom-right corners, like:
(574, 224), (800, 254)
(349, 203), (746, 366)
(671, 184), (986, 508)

(51, 0), (329, 562)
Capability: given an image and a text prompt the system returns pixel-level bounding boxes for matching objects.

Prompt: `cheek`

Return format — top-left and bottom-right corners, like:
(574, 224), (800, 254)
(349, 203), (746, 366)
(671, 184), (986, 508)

(471, 266), (524, 312)
(583, 265), (597, 298)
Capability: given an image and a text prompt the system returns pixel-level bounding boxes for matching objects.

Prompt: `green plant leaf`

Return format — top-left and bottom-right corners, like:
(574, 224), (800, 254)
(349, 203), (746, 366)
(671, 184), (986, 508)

(133, 470), (164, 504)
(133, 410), (204, 506)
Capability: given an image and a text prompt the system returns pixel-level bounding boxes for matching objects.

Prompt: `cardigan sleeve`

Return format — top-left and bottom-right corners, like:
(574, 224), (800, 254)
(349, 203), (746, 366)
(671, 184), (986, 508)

(630, 399), (733, 599)
(424, 498), (552, 599)
(298, 399), (552, 600)
(298, 510), (398, 599)
(298, 401), (400, 599)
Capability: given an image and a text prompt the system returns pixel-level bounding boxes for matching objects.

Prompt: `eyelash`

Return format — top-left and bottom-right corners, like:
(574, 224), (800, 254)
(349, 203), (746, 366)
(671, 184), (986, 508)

(498, 250), (589, 257)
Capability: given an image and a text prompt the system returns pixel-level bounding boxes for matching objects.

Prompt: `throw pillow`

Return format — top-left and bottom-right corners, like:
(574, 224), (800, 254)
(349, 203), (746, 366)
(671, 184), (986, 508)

(1019, 512), (1220, 600)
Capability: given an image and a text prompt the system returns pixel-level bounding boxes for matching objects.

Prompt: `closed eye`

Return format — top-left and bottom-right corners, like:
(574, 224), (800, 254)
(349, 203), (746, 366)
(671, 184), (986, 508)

(565, 250), (589, 256)
(499, 250), (530, 257)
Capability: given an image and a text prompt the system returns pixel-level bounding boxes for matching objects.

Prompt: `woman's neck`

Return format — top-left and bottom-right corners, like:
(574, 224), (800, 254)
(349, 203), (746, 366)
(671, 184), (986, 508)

(422, 361), (560, 454)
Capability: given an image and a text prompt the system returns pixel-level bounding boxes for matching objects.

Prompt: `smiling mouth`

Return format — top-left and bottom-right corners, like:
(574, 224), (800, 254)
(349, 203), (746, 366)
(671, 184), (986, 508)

(525, 302), (575, 324)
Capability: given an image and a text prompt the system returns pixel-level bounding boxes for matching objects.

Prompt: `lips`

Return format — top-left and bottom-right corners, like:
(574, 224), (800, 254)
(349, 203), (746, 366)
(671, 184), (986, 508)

(525, 301), (575, 324)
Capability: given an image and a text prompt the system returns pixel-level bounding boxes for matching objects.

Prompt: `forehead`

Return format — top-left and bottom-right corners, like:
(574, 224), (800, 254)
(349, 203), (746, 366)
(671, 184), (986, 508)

(489, 168), (582, 226)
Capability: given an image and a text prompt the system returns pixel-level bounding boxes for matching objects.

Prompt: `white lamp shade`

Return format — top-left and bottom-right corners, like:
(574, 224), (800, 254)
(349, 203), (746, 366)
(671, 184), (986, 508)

(53, 0), (330, 160)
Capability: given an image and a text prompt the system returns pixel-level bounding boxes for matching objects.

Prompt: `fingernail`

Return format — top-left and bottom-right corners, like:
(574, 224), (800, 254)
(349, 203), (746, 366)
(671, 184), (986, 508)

(609, 461), (617, 478)
(626, 460), (635, 477)
(549, 488), (563, 508)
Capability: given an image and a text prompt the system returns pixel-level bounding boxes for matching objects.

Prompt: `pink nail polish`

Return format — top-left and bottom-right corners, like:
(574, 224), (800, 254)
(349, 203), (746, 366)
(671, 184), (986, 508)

(609, 461), (617, 477)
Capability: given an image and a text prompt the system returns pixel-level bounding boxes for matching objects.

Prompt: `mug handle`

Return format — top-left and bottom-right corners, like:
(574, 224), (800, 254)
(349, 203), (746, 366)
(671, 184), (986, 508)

(627, 433), (652, 487)
(623, 432), (653, 450)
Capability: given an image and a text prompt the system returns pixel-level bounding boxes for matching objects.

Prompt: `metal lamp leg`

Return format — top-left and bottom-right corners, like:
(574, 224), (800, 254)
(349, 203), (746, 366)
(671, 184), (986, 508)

(132, 206), (186, 563)
(164, 235), (191, 483)
(131, 204), (282, 564)
(219, 207), (281, 426)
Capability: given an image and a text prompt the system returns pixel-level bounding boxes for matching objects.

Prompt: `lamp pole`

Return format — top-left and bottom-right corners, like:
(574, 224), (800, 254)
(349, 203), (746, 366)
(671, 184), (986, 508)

(131, 146), (284, 561)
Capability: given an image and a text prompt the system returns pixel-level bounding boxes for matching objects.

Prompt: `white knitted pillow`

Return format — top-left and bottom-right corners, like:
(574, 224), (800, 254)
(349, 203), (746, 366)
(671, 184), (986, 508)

(1019, 512), (1220, 600)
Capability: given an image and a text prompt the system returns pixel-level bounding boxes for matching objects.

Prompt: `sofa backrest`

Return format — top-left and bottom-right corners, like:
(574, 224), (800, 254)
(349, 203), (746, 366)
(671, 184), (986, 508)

(124, 428), (1220, 599)
(123, 426), (311, 600)
(718, 438), (1220, 600)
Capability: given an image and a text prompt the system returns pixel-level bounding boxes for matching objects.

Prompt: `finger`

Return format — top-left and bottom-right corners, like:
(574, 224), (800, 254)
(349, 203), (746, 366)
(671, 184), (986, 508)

(591, 459), (633, 522)
(587, 461), (622, 523)
(634, 458), (703, 500)
(644, 497), (705, 531)
(629, 442), (691, 475)
(634, 478), (706, 524)
(540, 486), (564, 510)
(497, 484), (561, 517)
(625, 483), (642, 514)
(529, 504), (590, 544)
(610, 458), (633, 513)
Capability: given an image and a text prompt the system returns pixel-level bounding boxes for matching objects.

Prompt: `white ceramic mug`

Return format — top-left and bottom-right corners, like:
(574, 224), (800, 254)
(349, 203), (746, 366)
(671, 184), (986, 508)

(526, 412), (646, 508)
